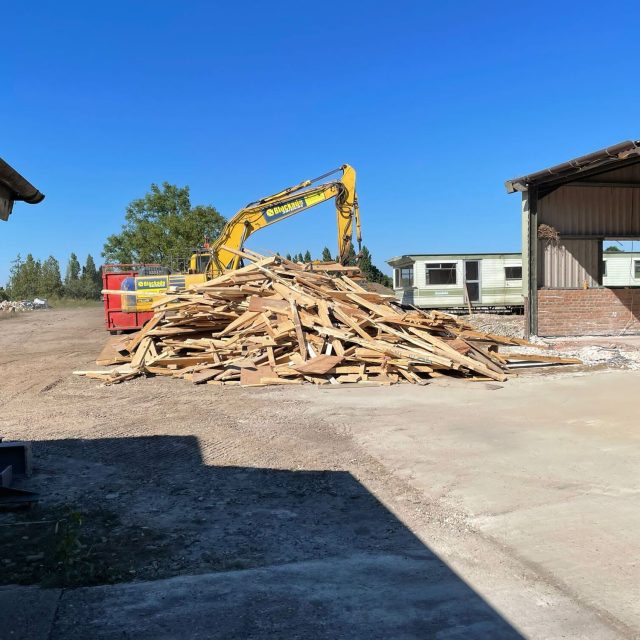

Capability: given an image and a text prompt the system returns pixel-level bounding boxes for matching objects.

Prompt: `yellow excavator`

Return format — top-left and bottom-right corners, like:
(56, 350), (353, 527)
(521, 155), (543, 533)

(189, 163), (360, 275)
(120, 164), (361, 312)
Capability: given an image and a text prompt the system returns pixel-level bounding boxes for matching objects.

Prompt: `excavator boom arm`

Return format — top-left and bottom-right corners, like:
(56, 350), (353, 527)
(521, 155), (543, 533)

(204, 164), (360, 274)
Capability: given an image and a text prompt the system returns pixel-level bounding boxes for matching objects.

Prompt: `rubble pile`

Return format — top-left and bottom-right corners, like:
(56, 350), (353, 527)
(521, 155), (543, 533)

(77, 250), (581, 386)
(0, 299), (48, 313)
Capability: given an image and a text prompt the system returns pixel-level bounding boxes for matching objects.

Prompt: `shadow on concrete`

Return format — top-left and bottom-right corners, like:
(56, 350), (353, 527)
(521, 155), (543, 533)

(609, 287), (640, 334)
(3, 435), (522, 639)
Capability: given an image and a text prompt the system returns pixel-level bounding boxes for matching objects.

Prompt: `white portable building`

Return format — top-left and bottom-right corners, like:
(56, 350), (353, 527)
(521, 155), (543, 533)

(602, 251), (640, 287)
(387, 253), (523, 310)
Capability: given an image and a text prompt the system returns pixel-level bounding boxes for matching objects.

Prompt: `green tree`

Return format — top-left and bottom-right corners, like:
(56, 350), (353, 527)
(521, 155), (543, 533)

(7, 254), (41, 299)
(64, 253), (83, 298)
(303, 250), (312, 263)
(604, 245), (622, 252)
(82, 254), (97, 281)
(344, 244), (357, 266)
(6, 255), (23, 298)
(0, 287), (8, 302)
(24, 254), (42, 296)
(358, 245), (373, 273)
(40, 256), (63, 297)
(75, 254), (101, 299)
(285, 253), (292, 261)
(356, 245), (392, 288)
(321, 247), (333, 262)
(65, 253), (81, 285)
(102, 183), (226, 264)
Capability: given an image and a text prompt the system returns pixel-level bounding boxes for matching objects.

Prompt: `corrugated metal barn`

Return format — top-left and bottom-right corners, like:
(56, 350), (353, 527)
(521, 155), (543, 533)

(506, 140), (640, 337)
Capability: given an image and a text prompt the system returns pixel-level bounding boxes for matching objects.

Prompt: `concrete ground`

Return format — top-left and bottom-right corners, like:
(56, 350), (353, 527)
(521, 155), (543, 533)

(300, 373), (640, 637)
(0, 308), (638, 639)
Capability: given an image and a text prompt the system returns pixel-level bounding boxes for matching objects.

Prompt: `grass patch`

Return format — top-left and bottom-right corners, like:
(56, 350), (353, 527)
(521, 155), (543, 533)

(0, 504), (171, 588)
(47, 297), (102, 309)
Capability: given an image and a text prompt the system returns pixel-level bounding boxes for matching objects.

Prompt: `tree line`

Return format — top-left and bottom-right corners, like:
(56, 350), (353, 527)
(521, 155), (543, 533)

(0, 253), (102, 301)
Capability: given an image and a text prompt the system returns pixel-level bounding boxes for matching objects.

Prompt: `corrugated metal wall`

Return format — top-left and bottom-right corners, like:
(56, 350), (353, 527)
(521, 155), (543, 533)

(581, 163), (640, 183)
(536, 163), (640, 288)
(538, 239), (600, 288)
(538, 185), (640, 236)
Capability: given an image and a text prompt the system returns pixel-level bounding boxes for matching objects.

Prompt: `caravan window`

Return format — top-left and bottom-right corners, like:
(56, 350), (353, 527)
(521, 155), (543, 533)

(395, 267), (414, 288)
(505, 266), (522, 280)
(425, 263), (457, 285)
(635, 260), (640, 279)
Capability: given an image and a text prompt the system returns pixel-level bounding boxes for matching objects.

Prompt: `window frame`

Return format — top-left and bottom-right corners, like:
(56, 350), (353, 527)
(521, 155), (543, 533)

(425, 262), (458, 286)
(504, 265), (522, 281)
(394, 266), (414, 289)
(195, 254), (211, 274)
(634, 260), (640, 280)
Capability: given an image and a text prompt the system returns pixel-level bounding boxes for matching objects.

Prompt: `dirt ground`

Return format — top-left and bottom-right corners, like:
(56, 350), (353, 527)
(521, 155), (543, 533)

(1, 308), (417, 588)
(1, 308), (639, 639)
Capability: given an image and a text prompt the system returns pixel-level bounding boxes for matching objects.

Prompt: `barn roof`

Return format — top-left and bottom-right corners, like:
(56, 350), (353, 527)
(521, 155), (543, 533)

(505, 140), (640, 194)
(0, 157), (45, 204)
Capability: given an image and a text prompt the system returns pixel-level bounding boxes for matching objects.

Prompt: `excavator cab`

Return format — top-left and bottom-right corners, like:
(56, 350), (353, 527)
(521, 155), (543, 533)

(189, 251), (213, 275)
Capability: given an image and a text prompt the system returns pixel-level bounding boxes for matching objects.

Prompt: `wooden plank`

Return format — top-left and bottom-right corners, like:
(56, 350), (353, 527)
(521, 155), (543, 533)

(96, 335), (131, 366)
(341, 275), (368, 292)
(125, 313), (162, 352)
(130, 337), (153, 369)
(258, 377), (304, 385)
(404, 326), (506, 380)
(346, 293), (395, 317)
(248, 296), (290, 313)
(149, 355), (219, 367)
(292, 355), (343, 375)
(217, 310), (261, 337)
(455, 329), (537, 347)
(316, 299), (333, 328)
(331, 306), (372, 340)
(192, 368), (224, 384)
(240, 364), (277, 387)
(289, 300), (307, 361)
(502, 352), (582, 364)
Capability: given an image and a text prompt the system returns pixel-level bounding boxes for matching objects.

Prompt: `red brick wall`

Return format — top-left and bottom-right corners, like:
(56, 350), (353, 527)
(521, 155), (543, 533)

(538, 288), (640, 336)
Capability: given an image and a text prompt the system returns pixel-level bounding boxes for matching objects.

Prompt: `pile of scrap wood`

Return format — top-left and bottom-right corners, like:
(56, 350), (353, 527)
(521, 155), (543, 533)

(76, 249), (581, 387)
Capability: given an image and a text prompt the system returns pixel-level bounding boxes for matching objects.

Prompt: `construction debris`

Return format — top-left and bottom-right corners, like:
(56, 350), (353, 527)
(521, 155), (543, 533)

(0, 299), (48, 313)
(77, 249), (580, 387)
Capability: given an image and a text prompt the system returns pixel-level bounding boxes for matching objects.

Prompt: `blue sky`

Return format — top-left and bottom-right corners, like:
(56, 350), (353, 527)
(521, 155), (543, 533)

(2, 1), (640, 283)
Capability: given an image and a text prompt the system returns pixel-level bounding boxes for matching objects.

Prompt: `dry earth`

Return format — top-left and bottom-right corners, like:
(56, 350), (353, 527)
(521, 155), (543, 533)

(1, 308), (638, 639)
(0, 308), (424, 588)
